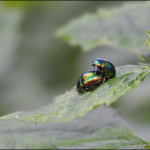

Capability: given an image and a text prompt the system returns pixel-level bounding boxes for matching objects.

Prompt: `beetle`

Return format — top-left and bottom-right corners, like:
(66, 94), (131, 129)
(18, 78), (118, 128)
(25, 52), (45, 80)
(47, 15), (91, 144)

(76, 70), (108, 94)
(90, 58), (116, 79)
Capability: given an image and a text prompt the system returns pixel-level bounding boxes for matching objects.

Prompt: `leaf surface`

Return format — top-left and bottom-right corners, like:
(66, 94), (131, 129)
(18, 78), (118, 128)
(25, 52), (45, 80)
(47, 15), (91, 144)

(0, 65), (150, 124)
(0, 106), (149, 149)
(56, 2), (150, 61)
(146, 30), (150, 51)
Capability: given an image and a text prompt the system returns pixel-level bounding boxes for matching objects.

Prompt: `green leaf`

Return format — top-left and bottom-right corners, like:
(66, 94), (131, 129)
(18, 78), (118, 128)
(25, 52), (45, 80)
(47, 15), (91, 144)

(56, 2), (150, 61)
(0, 65), (150, 124)
(0, 106), (149, 149)
(146, 30), (150, 50)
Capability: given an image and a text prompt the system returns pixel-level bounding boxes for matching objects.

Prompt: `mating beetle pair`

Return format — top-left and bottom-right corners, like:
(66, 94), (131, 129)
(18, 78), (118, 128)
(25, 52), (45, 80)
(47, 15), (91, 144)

(76, 58), (116, 94)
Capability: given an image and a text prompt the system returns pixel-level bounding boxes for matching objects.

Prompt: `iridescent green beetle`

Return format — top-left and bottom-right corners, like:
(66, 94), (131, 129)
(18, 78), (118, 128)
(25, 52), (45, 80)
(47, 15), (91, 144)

(76, 70), (108, 94)
(91, 58), (116, 79)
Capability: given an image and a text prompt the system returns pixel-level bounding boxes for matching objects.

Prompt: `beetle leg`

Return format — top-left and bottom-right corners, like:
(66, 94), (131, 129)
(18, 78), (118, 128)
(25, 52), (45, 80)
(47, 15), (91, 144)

(103, 77), (106, 83)
(91, 88), (96, 92)
(93, 66), (97, 74)
(103, 74), (110, 83)
(103, 75), (109, 83)
(107, 74), (110, 79)
(94, 67), (101, 75)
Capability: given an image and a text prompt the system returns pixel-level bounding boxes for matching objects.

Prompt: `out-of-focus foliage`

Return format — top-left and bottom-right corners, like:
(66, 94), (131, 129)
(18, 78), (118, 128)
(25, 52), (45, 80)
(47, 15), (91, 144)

(2, 1), (55, 9)
(0, 1), (107, 116)
(0, 106), (149, 149)
(1, 65), (150, 124)
(1, 1), (150, 148)
(56, 2), (150, 61)
(146, 30), (150, 51)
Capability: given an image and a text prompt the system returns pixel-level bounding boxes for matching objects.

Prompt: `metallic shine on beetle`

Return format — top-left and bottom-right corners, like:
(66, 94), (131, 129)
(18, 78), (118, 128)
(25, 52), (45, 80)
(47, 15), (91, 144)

(91, 58), (116, 79)
(76, 70), (108, 94)
(76, 58), (116, 94)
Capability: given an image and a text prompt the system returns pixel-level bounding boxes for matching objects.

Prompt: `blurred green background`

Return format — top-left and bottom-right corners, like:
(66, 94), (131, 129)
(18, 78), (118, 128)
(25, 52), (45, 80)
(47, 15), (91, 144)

(0, 1), (150, 141)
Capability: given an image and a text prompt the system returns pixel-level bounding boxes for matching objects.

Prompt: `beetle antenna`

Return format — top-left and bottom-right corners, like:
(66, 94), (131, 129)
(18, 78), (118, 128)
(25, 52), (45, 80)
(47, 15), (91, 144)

(86, 61), (93, 72)
(87, 65), (93, 72)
